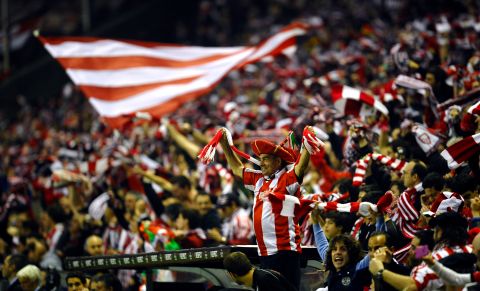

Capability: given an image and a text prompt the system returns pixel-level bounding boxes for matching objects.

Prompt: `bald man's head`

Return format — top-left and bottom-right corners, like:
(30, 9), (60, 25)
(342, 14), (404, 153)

(473, 233), (480, 252)
(85, 235), (104, 256)
(472, 233), (480, 267)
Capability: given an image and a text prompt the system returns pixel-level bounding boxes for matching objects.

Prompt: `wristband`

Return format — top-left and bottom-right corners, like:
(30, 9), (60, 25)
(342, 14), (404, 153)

(376, 269), (384, 279)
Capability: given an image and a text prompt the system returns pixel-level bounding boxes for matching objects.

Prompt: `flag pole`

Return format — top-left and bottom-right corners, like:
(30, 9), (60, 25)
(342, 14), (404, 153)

(1, 0), (10, 74)
(81, 0), (91, 33)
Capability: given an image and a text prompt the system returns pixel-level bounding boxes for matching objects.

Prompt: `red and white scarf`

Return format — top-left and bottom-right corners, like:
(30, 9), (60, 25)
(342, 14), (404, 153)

(352, 153), (406, 187)
(198, 126), (325, 165)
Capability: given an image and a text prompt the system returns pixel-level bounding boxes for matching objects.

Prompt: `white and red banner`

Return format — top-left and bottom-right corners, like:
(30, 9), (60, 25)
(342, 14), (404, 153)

(330, 85), (389, 117)
(441, 133), (480, 169)
(468, 100), (480, 115)
(39, 23), (308, 128)
(412, 123), (441, 156)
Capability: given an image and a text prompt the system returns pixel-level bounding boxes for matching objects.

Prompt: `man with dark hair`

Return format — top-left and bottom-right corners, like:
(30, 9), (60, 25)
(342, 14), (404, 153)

(312, 209), (355, 262)
(171, 175), (197, 207)
(173, 208), (205, 248)
(421, 173), (444, 206)
(195, 193), (221, 232)
(1, 254), (28, 291)
(223, 252), (296, 291)
(65, 272), (87, 291)
(421, 172), (464, 219)
(323, 212), (355, 240)
(207, 193), (253, 245)
(364, 231), (411, 290)
(387, 160), (427, 248)
(90, 273), (122, 291)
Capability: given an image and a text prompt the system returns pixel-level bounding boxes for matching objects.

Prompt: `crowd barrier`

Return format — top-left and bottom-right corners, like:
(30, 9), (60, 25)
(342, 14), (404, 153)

(64, 245), (325, 290)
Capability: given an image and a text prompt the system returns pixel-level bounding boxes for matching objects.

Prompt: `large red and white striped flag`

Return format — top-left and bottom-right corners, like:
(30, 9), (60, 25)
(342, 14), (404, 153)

(38, 23), (308, 128)
(330, 85), (389, 117)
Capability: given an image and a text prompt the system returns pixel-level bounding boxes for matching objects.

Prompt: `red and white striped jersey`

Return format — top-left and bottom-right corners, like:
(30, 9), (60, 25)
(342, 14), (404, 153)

(243, 167), (302, 256)
(221, 208), (254, 245)
(391, 184), (423, 239)
(46, 223), (64, 252)
(411, 244), (473, 290)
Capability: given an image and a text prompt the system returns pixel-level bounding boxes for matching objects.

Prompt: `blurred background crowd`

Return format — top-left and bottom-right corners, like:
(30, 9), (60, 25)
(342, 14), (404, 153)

(0, 0), (480, 290)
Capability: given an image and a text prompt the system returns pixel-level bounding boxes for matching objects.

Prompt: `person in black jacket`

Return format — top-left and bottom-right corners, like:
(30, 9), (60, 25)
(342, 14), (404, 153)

(324, 234), (370, 291)
(0, 254), (28, 291)
(222, 251), (297, 291)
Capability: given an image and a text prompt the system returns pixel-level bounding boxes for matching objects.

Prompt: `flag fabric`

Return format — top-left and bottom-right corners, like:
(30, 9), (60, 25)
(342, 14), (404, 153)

(38, 23), (308, 128)
(412, 123), (441, 156)
(394, 74), (439, 118)
(88, 192), (110, 220)
(330, 85), (389, 117)
(378, 80), (404, 104)
(468, 100), (480, 115)
(394, 74), (432, 91)
(440, 133), (480, 169)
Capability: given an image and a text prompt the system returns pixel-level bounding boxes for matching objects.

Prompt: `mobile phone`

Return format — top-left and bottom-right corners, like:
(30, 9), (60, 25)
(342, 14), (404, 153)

(415, 245), (429, 259)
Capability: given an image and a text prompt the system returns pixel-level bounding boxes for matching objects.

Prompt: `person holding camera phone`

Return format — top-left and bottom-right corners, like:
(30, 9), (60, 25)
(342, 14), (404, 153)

(369, 213), (475, 290)
(360, 232), (410, 291)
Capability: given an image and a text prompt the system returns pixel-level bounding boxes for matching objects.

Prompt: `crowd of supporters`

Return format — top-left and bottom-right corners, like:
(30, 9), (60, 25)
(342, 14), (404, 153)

(1, 0), (480, 290)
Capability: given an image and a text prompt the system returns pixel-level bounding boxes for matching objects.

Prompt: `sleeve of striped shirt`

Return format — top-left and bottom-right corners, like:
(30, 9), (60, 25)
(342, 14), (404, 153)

(243, 168), (262, 192)
(430, 261), (472, 286)
(355, 255), (370, 271)
(284, 169), (301, 197)
(313, 223), (328, 262)
(412, 264), (442, 290)
(398, 191), (420, 221)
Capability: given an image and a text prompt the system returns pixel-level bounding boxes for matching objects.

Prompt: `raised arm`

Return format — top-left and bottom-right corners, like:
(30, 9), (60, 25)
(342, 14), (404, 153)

(166, 123), (201, 161)
(133, 167), (174, 192)
(219, 128), (244, 179)
(294, 147), (310, 181)
(311, 211), (328, 262)
(369, 258), (416, 290)
(427, 256), (473, 286)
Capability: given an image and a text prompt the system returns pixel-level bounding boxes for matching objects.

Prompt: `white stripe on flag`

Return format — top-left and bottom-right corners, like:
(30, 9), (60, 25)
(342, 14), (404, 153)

(341, 85), (361, 100)
(67, 67), (203, 86)
(243, 27), (306, 63)
(44, 40), (246, 59)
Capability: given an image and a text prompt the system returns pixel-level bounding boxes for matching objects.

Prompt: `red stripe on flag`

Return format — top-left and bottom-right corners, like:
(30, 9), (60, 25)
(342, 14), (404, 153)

(57, 51), (248, 70)
(39, 35), (186, 48)
(80, 75), (202, 101)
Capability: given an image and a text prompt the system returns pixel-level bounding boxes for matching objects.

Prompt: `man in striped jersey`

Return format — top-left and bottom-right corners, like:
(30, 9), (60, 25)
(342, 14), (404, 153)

(219, 129), (311, 290)
(388, 160), (427, 254)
